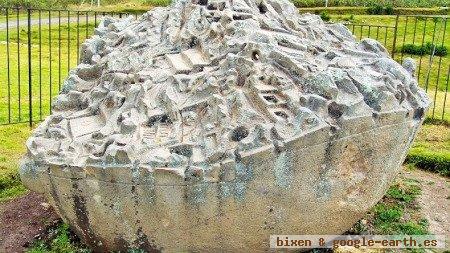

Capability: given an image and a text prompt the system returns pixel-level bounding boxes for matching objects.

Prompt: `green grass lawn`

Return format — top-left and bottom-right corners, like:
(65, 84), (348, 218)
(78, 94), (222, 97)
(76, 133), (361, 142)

(0, 123), (29, 202)
(406, 123), (450, 176)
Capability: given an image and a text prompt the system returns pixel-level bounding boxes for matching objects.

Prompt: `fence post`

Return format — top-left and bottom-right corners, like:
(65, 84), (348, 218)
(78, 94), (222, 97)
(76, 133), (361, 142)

(391, 15), (399, 59)
(27, 9), (32, 127)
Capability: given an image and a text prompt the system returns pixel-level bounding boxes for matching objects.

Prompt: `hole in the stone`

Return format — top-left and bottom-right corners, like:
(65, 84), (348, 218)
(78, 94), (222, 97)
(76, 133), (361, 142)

(258, 2), (268, 14)
(198, 0), (208, 5)
(207, 3), (216, 10)
(237, 74), (246, 87)
(230, 126), (249, 142)
(330, 125), (338, 133)
(263, 95), (278, 104)
(413, 107), (424, 120)
(252, 51), (260, 61)
(328, 102), (344, 119)
(189, 37), (198, 48)
(148, 114), (172, 127)
(170, 145), (193, 158)
(117, 114), (124, 123)
(274, 111), (289, 120)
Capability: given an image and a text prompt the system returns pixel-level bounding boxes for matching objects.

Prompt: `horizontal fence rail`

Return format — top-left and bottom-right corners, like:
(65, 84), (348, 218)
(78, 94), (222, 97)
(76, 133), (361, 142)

(0, 9), (448, 126)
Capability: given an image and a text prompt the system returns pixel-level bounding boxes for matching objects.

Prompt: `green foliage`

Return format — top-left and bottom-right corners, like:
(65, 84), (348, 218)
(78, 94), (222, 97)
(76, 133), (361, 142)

(320, 11), (331, 21)
(367, 4), (396, 14)
(423, 117), (450, 126)
(374, 204), (404, 222)
(27, 223), (90, 253)
(373, 203), (428, 235)
(291, 0), (448, 8)
(367, 4), (384, 14)
(299, 7), (449, 15)
(386, 181), (421, 203)
(395, 221), (429, 235)
(401, 42), (448, 57)
(384, 4), (394, 14)
(142, 0), (170, 6)
(371, 181), (429, 235)
(406, 148), (450, 177)
(0, 124), (30, 202)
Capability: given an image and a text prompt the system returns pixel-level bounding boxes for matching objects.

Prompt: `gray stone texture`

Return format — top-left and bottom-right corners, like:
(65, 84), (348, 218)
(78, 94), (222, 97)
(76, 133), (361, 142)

(20, 0), (429, 251)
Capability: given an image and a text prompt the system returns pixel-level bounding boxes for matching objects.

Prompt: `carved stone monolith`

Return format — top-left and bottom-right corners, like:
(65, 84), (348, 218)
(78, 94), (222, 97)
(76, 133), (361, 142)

(20, 0), (429, 251)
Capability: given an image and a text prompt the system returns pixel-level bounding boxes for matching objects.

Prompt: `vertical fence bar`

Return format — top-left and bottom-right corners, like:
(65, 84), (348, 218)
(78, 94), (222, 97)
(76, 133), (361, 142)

(412, 16), (418, 45)
(68, 11), (71, 72)
(400, 16), (408, 62)
(417, 18), (428, 82)
(49, 10), (52, 113)
(94, 12), (97, 27)
(384, 27), (388, 47)
(6, 8), (11, 123)
(425, 19), (438, 92)
(359, 25), (363, 40)
(86, 11), (89, 39)
(442, 66), (449, 121)
(432, 17), (447, 119)
(27, 9), (32, 127)
(58, 10), (61, 91)
(39, 10), (42, 121)
(77, 11), (80, 64)
(391, 15), (399, 58)
(17, 8), (21, 121)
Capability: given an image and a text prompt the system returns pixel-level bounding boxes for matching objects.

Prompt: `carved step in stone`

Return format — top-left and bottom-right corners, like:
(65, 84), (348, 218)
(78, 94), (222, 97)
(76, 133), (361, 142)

(269, 108), (293, 122)
(141, 126), (157, 144)
(181, 49), (210, 67)
(253, 83), (278, 93)
(166, 53), (192, 74)
(259, 93), (287, 108)
(69, 115), (104, 137)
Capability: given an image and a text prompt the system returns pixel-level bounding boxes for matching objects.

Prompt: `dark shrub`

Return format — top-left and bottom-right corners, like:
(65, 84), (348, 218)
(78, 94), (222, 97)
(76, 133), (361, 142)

(367, 4), (384, 15)
(320, 11), (331, 21)
(400, 42), (448, 57)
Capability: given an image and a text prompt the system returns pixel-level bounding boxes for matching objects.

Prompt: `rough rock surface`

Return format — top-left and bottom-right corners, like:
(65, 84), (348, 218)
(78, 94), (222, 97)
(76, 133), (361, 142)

(20, 0), (429, 251)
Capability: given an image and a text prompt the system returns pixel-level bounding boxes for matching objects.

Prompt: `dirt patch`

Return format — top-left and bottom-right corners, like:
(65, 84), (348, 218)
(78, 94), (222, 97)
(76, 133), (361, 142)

(402, 169), (450, 235)
(0, 192), (60, 253)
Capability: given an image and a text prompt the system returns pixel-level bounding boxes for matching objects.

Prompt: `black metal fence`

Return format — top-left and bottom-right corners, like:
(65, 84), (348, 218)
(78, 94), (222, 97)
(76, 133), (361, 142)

(0, 8), (144, 126)
(0, 9), (448, 126)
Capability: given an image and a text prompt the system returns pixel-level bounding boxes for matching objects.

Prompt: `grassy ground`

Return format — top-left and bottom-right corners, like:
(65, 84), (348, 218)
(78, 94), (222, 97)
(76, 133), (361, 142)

(349, 175), (429, 236)
(406, 123), (450, 176)
(0, 123), (29, 202)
